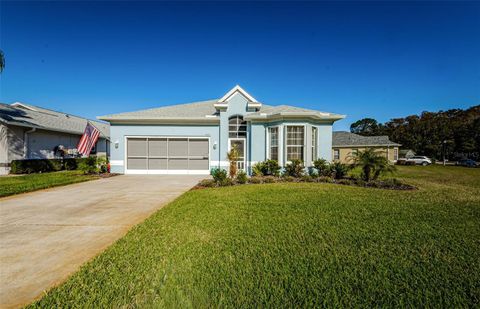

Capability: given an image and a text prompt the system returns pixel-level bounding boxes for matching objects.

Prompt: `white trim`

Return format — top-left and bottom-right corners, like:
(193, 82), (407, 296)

(11, 102), (37, 111)
(110, 160), (124, 166)
(266, 126), (280, 161)
(124, 135), (211, 175)
(218, 85), (258, 103)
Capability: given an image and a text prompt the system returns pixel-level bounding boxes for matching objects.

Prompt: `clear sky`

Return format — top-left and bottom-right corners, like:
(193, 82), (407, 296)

(1, 1), (479, 130)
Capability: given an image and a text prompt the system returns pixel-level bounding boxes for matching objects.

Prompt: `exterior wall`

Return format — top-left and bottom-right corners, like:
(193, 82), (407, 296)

(0, 125), (25, 175)
(332, 146), (399, 164)
(27, 129), (108, 159)
(260, 121), (334, 167)
(109, 124), (220, 173)
(219, 92), (256, 169)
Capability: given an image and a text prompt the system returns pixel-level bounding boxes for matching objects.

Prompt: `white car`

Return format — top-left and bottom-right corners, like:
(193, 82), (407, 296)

(407, 156), (432, 166)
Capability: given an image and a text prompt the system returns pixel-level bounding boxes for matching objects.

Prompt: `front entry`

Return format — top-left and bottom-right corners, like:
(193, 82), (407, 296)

(229, 138), (246, 170)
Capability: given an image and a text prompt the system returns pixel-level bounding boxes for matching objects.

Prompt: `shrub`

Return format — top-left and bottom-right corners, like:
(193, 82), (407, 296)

(219, 178), (235, 186)
(263, 176), (277, 183)
(198, 179), (216, 187)
(301, 175), (314, 182)
(308, 167), (319, 177)
(281, 175), (296, 183)
(248, 176), (263, 184)
(317, 176), (334, 183)
(10, 159), (64, 174)
(284, 159), (304, 177)
(210, 168), (228, 183)
(236, 170), (248, 184)
(78, 156), (98, 174)
(331, 162), (350, 179)
(97, 156), (108, 173)
(63, 158), (78, 170)
(336, 178), (353, 185)
(252, 160), (281, 176)
(313, 159), (332, 177)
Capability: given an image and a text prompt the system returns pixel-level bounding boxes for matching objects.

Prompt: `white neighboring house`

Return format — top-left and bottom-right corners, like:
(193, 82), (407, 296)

(0, 102), (110, 175)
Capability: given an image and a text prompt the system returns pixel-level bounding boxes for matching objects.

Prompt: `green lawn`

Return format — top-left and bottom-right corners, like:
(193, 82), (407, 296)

(30, 166), (480, 307)
(0, 171), (97, 198)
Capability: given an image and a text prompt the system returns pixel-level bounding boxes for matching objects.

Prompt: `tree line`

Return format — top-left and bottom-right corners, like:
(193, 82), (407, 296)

(350, 105), (480, 160)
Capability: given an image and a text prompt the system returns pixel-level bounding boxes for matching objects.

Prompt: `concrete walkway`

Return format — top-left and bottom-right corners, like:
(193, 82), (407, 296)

(0, 175), (204, 309)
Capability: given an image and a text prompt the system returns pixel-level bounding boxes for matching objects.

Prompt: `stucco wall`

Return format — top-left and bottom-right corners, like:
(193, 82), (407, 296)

(109, 124), (220, 173)
(332, 146), (399, 164)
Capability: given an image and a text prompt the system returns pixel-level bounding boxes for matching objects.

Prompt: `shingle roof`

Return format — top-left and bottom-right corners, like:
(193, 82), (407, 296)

(0, 103), (109, 138)
(244, 105), (344, 121)
(98, 100), (343, 122)
(98, 99), (221, 121)
(333, 131), (400, 147)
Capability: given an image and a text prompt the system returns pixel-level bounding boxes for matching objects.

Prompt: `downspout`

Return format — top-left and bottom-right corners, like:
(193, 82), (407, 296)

(218, 121), (221, 169)
(24, 128), (36, 159)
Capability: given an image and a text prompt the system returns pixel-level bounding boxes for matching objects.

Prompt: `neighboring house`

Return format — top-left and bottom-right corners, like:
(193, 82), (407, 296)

(332, 131), (401, 163)
(399, 149), (415, 159)
(0, 102), (110, 175)
(98, 85), (345, 175)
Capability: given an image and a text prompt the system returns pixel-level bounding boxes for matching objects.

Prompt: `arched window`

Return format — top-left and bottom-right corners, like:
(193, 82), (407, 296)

(228, 115), (247, 138)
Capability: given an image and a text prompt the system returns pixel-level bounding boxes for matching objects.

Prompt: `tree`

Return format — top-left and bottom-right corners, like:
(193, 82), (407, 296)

(226, 145), (239, 178)
(350, 148), (396, 182)
(0, 50), (4, 73)
(350, 118), (382, 136)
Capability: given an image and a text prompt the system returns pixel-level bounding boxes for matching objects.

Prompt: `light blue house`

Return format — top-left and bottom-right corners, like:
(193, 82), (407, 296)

(98, 86), (345, 175)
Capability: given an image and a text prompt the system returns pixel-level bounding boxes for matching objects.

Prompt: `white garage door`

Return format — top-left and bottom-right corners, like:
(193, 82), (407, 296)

(125, 137), (209, 174)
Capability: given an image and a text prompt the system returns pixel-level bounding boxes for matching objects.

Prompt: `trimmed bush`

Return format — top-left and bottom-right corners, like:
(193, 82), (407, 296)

(248, 176), (263, 184)
(236, 170), (248, 184)
(210, 168), (228, 183)
(284, 159), (304, 178)
(78, 156), (98, 174)
(252, 160), (281, 177)
(263, 176), (277, 183)
(198, 179), (216, 187)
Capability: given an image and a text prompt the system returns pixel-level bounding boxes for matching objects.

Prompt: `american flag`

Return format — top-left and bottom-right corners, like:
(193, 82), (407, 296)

(77, 122), (100, 156)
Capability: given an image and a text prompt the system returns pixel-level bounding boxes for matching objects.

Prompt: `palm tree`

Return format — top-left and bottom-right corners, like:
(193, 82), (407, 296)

(226, 145), (239, 178)
(0, 50), (4, 73)
(349, 148), (396, 181)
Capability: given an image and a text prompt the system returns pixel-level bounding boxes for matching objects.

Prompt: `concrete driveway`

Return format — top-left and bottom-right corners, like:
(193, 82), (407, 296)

(0, 175), (204, 308)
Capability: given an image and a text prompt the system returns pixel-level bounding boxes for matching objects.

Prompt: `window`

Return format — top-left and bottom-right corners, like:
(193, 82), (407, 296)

(334, 149), (340, 160)
(229, 116), (247, 138)
(286, 126), (305, 161)
(268, 127), (279, 161)
(312, 127), (318, 161)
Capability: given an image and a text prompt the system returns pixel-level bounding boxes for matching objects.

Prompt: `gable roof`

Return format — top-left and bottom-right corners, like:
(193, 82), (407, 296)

(98, 86), (345, 123)
(333, 131), (400, 147)
(0, 102), (109, 138)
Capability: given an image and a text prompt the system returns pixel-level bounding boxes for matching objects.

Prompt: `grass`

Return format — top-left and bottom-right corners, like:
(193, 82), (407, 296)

(0, 170), (97, 198)
(29, 165), (480, 307)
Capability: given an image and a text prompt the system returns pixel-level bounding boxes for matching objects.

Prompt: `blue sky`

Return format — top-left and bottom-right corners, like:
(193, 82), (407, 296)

(1, 1), (479, 131)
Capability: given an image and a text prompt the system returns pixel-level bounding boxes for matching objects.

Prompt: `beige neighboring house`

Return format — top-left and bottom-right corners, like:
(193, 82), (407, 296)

(0, 102), (110, 175)
(332, 131), (400, 164)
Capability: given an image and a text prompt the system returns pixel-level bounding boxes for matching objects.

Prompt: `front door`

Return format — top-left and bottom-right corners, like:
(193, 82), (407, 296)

(229, 139), (246, 170)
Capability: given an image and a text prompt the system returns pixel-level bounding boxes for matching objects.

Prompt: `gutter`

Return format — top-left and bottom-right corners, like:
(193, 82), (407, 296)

(24, 128), (36, 159)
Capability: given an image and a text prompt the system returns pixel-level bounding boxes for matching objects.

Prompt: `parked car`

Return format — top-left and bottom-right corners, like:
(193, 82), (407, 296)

(406, 156), (432, 166)
(455, 159), (478, 168)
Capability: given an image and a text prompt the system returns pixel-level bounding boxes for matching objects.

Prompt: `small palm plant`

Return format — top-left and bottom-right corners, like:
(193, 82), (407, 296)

(226, 145), (239, 178)
(350, 148), (396, 182)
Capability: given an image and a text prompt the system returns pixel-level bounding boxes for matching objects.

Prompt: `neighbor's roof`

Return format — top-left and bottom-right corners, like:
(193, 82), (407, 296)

(0, 102), (110, 138)
(98, 100), (344, 123)
(333, 131), (400, 147)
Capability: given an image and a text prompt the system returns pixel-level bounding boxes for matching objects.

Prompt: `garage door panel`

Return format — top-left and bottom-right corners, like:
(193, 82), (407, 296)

(189, 139), (209, 156)
(127, 138), (147, 157)
(168, 139), (188, 157)
(127, 137), (209, 173)
(148, 158), (168, 169)
(127, 158), (147, 170)
(168, 158), (189, 170)
(148, 138), (167, 157)
(188, 159), (209, 170)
